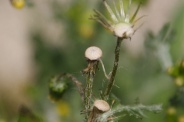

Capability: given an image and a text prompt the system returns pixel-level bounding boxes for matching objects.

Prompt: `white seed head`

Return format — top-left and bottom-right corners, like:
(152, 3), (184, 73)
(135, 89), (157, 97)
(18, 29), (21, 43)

(113, 23), (134, 38)
(94, 100), (110, 112)
(85, 46), (102, 60)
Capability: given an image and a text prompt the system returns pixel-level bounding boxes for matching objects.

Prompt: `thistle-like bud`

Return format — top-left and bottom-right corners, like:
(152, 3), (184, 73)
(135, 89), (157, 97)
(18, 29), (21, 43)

(49, 76), (69, 101)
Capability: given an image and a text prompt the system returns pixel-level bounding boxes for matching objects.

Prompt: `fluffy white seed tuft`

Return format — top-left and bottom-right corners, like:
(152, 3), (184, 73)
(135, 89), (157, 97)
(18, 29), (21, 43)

(113, 23), (134, 38)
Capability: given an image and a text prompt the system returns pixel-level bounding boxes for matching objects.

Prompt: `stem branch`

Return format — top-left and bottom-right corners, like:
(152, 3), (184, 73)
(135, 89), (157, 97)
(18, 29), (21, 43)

(56, 73), (84, 101)
(65, 73), (84, 100)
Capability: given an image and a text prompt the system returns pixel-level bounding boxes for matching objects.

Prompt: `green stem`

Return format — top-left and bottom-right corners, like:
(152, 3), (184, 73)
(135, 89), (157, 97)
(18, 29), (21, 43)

(103, 37), (123, 100)
(84, 71), (94, 119)
(83, 61), (99, 120)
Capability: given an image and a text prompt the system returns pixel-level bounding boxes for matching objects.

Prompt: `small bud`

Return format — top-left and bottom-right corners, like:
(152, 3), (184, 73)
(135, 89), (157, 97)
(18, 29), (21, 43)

(49, 76), (69, 101)
(93, 100), (110, 112)
(85, 46), (102, 61)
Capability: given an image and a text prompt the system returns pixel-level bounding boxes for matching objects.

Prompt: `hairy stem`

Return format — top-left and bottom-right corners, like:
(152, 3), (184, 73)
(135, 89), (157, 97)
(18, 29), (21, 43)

(84, 71), (94, 119)
(83, 61), (98, 120)
(103, 37), (123, 100)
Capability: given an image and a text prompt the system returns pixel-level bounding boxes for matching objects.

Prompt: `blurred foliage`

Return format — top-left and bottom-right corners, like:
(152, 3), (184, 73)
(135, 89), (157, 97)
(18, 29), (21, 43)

(165, 59), (184, 122)
(17, 105), (43, 122)
(1, 0), (184, 122)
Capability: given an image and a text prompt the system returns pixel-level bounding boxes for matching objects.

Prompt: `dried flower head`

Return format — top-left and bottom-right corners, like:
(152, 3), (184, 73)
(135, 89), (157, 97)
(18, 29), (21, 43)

(94, 100), (110, 112)
(88, 100), (110, 122)
(85, 46), (102, 61)
(91, 0), (144, 39)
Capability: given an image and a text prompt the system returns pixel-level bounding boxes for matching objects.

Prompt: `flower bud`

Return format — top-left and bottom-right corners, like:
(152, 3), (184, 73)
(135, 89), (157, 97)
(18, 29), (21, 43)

(49, 76), (69, 101)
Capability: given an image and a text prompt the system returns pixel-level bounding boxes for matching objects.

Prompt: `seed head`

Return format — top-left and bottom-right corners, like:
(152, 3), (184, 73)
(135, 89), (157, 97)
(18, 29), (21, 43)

(85, 46), (102, 61)
(113, 23), (134, 38)
(91, 0), (143, 39)
(94, 100), (110, 112)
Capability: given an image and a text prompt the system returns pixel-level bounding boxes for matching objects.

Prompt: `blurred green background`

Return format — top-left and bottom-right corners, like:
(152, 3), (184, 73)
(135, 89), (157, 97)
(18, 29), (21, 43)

(0, 0), (184, 122)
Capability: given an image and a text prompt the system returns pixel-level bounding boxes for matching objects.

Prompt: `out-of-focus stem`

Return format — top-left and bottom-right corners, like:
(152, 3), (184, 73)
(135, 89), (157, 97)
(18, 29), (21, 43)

(65, 73), (84, 100)
(56, 73), (84, 100)
(103, 37), (123, 100)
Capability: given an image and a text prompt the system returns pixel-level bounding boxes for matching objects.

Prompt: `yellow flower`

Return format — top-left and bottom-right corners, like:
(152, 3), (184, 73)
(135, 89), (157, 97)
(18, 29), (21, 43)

(167, 107), (176, 115)
(179, 115), (184, 122)
(56, 101), (70, 117)
(91, 0), (144, 39)
(175, 77), (184, 87)
(10, 0), (25, 9)
(79, 23), (94, 39)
